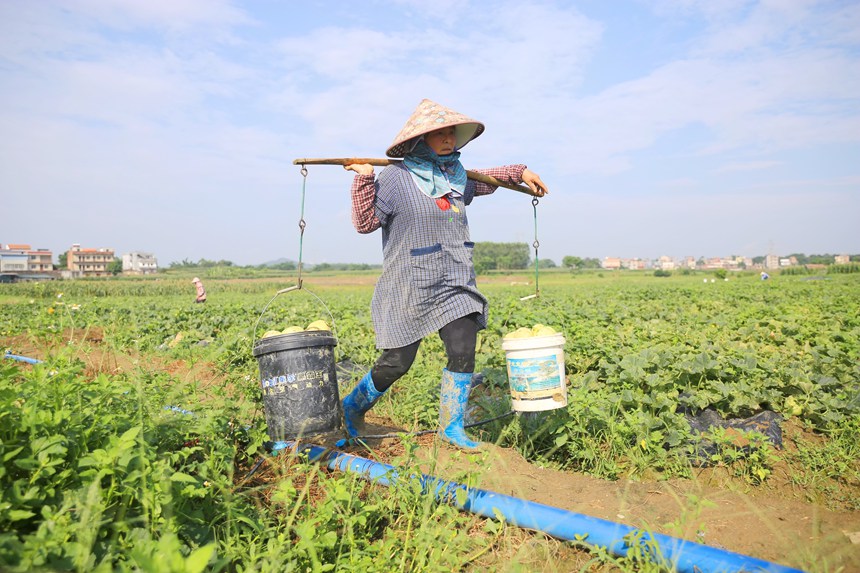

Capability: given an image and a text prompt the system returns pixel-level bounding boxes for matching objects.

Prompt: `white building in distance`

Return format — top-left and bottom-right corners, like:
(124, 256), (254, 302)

(123, 252), (158, 274)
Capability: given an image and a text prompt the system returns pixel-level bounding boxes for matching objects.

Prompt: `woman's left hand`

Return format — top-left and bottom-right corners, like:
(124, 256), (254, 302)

(522, 168), (549, 197)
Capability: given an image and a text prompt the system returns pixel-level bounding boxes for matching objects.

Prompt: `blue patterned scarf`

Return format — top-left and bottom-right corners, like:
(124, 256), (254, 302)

(403, 139), (467, 199)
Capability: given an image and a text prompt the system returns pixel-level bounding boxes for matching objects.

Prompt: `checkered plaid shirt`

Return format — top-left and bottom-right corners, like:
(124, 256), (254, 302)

(351, 163), (527, 348)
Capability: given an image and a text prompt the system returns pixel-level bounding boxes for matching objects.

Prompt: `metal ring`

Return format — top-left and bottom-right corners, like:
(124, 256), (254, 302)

(533, 240), (540, 249)
(300, 166), (308, 177)
(532, 197), (539, 207)
(298, 219), (306, 231)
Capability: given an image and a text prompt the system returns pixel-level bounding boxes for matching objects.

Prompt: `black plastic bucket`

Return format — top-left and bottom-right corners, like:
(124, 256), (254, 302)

(253, 330), (343, 441)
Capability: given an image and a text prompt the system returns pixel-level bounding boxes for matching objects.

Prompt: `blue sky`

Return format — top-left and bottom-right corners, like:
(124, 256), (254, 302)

(2, 0), (858, 266)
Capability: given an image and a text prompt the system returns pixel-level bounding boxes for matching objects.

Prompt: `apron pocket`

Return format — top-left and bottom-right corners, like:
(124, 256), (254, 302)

(410, 243), (445, 309)
(447, 241), (477, 287)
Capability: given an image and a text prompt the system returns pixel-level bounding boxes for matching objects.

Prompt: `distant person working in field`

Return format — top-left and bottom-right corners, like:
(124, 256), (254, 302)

(340, 99), (548, 450)
(192, 277), (207, 303)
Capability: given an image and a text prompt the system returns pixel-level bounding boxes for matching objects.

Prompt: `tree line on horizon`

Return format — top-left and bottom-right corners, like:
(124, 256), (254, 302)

(50, 248), (859, 276)
(162, 246), (859, 274)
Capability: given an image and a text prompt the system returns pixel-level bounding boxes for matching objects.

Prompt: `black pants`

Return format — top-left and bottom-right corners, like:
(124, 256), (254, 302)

(370, 313), (480, 392)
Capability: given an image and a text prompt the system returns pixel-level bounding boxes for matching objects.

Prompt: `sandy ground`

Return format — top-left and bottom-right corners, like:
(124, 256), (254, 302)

(341, 414), (860, 572)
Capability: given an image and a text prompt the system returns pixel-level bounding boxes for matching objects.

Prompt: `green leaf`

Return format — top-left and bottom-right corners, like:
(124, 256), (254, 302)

(3, 446), (24, 462)
(170, 472), (198, 484)
(118, 426), (141, 444)
(185, 543), (216, 573)
(7, 509), (36, 521)
(454, 487), (469, 507)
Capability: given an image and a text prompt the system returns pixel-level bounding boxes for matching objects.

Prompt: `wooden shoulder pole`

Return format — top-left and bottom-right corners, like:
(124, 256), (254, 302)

(292, 157), (537, 197)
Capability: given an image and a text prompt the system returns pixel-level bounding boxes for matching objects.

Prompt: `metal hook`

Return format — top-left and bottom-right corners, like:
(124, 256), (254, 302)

(529, 196), (541, 300)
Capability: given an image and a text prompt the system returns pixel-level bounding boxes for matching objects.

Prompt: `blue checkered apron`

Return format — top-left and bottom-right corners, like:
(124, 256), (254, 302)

(371, 163), (488, 349)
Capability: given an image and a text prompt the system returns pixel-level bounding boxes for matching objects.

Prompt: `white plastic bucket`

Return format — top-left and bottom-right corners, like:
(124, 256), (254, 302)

(501, 333), (568, 412)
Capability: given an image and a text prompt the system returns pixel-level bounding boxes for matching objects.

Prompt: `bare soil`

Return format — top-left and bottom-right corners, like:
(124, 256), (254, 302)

(345, 414), (860, 572)
(4, 336), (859, 572)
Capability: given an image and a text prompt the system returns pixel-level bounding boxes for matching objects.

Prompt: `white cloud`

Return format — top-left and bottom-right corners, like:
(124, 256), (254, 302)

(269, 2), (603, 163)
(545, 33), (860, 174)
(642, 0), (754, 21)
(62, 0), (252, 32)
(715, 160), (782, 173)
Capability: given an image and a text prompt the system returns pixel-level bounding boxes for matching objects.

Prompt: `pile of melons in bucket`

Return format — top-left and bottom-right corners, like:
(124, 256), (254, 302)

(504, 323), (558, 339)
(262, 320), (330, 338)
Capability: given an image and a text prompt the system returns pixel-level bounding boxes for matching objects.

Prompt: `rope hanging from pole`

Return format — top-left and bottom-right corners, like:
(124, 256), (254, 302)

(294, 165), (309, 290)
(519, 197), (541, 301)
(269, 163), (310, 295)
(252, 164), (338, 347)
(532, 197), (540, 298)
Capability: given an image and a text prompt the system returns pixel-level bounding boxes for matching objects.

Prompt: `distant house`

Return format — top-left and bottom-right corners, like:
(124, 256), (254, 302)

(67, 244), (115, 277)
(27, 249), (53, 271)
(122, 252), (158, 275)
(622, 258), (646, 270)
(658, 256), (675, 271)
(0, 244), (54, 272)
(702, 257), (721, 270)
(0, 250), (28, 272)
(835, 254), (850, 265)
(602, 257), (621, 270)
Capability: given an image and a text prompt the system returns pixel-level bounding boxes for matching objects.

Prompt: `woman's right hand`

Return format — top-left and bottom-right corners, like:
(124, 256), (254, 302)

(344, 163), (374, 176)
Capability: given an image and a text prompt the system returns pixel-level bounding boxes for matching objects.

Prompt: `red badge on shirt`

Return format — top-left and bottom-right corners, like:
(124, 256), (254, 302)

(435, 196), (450, 211)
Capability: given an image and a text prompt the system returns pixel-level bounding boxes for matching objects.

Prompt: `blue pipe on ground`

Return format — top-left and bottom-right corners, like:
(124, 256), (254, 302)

(272, 441), (805, 573)
(3, 352), (43, 365)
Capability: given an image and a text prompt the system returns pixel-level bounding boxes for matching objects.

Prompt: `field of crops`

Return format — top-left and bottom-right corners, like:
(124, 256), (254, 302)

(1, 270), (858, 572)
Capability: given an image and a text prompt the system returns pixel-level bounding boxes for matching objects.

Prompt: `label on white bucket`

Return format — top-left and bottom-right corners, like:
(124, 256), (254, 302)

(507, 356), (563, 396)
(502, 334), (567, 412)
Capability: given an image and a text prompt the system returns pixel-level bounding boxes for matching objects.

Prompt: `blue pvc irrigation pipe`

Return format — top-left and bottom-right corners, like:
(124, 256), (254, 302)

(3, 352), (43, 365)
(273, 441), (805, 573)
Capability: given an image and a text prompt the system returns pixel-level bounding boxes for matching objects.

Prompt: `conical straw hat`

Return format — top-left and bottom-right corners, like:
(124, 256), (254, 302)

(386, 99), (485, 158)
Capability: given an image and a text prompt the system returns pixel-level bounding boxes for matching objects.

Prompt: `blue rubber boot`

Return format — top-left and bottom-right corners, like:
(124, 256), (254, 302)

(342, 371), (384, 438)
(439, 369), (482, 450)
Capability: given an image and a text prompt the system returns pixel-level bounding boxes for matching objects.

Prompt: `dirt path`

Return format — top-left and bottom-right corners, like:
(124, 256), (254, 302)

(347, 416), (860, 572)
(5, 337), (858, 571)
(433, 443), (857, 570)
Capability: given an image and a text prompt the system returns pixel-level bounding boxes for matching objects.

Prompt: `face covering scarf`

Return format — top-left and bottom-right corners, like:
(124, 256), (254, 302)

(403, 139), (467, 200)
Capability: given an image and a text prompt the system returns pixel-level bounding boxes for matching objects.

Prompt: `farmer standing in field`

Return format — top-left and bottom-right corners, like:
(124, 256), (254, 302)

(192, 277), (207, 303)
(340, 99), (548, 449)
